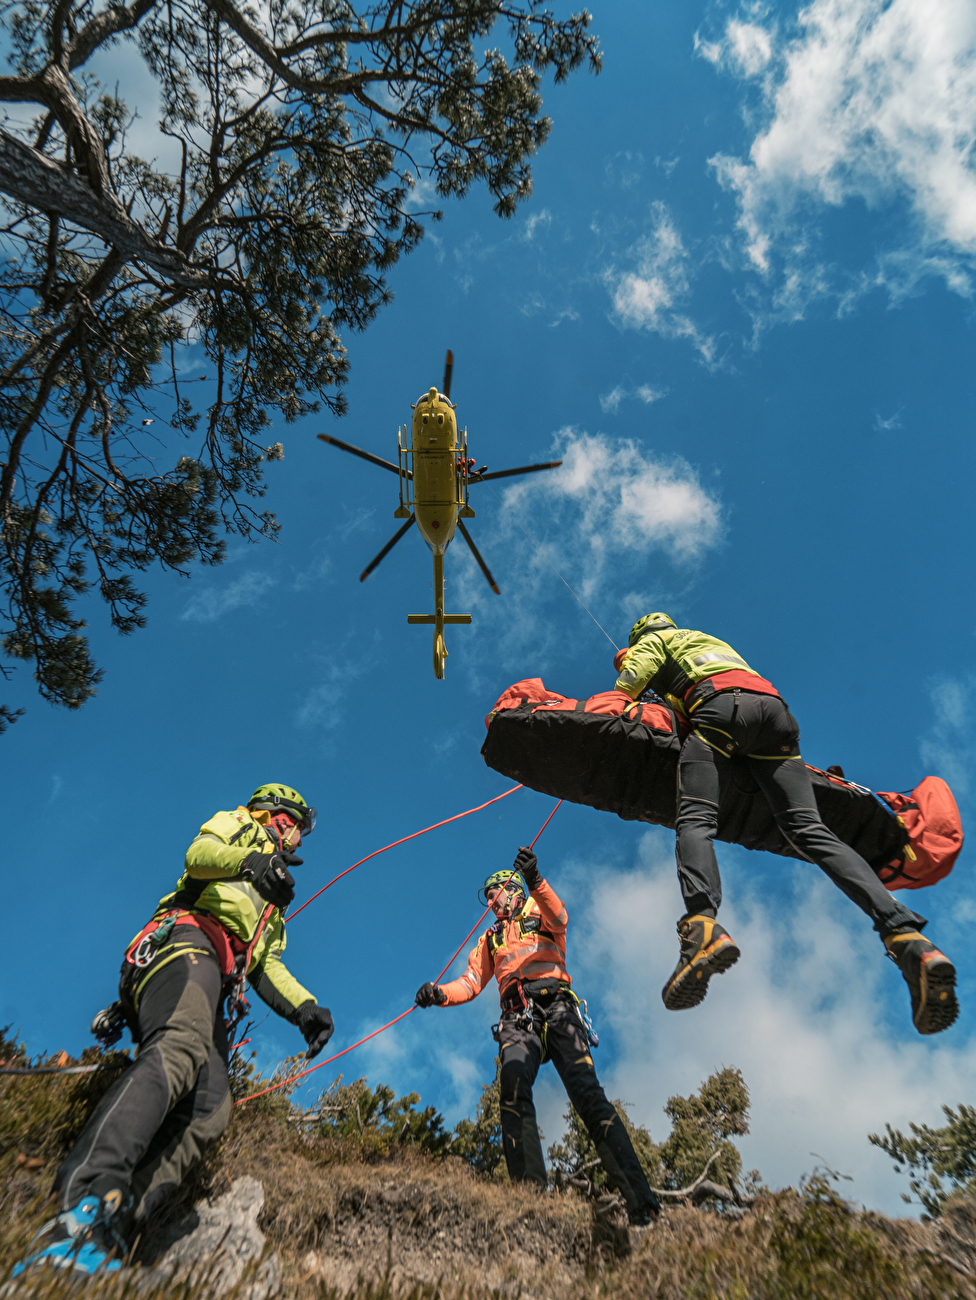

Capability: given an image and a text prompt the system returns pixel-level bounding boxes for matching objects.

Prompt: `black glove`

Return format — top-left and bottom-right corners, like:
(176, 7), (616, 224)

(513, 847), (541, 890)
(296, 1001), (334, 1059)
(415, 982), (447, 1008)
(239, 851), (302, 909)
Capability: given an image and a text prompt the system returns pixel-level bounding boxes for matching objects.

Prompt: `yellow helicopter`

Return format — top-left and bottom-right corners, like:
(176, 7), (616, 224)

(319, 351), (562, 679)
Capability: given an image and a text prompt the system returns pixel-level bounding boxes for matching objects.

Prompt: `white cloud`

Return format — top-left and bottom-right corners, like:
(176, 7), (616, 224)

(606, 203), (717, 363)
(180, 570), (274, 623)
(873, 407), (904, 432)
(706, 0), (976, 311)
(552, 828), (976, 1214)
(450, 430), (722, 679)
(523, 210), (553, 242)
(599, 384), (667, 414)
(920, 675), (976, 802)
(500, 431), (722, 602)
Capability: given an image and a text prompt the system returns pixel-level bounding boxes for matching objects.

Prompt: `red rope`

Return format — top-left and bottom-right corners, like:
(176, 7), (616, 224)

(287, 785), (524, 921)
(234, 800), (563, 1106)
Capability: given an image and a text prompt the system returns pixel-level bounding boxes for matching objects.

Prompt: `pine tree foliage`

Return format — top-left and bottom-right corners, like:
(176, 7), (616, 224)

(449, 1057), (505, 1177)
(0, 0), (601, 722)
(871, 1104), (976, 1219)
(548, 1066), (754, 1205)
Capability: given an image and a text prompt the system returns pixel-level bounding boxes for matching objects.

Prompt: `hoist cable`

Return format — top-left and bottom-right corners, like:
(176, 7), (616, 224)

(483, 482), (618, 650)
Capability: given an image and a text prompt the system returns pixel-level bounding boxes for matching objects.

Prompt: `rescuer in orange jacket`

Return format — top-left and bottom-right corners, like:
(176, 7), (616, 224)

(415, 848), (660, 1224)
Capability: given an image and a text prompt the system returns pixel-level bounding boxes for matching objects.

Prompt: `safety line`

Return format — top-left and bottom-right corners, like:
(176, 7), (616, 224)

(287, 784), (524, 921)
(234, 800), (564, 1106)
(483, 482), (618, 650)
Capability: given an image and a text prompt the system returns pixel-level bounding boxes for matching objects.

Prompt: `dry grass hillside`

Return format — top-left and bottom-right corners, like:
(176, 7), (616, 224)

(3, 1035), (976, 1300)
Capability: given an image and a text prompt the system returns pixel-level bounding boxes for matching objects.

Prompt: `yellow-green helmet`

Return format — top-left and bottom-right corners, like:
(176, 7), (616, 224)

(479, 868), (527, 908)
(248, 783), (317, 834)
(628, 612), (676, 646)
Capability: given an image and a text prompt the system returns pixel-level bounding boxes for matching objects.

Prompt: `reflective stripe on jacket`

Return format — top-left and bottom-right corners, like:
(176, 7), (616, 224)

(615, 626), (776, 713)
(151, 806), (314, 1017)
(439, 879), (571, 1007)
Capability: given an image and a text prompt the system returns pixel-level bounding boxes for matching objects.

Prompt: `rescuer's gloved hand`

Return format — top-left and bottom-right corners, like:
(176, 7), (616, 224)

(415, 982), (447, 1008)
(296, 1001), (334, 1059)
(513, 847), (541, 891)
(239, 851), (301, 909)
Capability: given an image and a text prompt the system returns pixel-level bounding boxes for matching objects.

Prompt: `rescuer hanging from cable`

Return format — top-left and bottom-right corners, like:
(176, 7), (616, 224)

(15, 784), (334, 1277)
(613, 614), (959, 1035)
(415, 847), (661, 1225)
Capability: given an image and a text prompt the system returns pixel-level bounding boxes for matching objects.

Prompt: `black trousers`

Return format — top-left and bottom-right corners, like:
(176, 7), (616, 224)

(56, 928), (231, 1226)
(497, 987), (659, 1215)
(675, 691), (924, 935)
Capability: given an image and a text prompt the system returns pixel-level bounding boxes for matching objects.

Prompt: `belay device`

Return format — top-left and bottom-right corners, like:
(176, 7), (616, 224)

(481, 679), (963, 889)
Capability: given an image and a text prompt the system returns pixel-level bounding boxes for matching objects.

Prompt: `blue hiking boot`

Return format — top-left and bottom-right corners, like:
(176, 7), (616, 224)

(11, 1193), (127, 1276)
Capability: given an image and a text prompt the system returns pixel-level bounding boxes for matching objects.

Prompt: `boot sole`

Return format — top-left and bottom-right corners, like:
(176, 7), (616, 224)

(662, 936), (741, 1011)
(915, 953), (959, 1035)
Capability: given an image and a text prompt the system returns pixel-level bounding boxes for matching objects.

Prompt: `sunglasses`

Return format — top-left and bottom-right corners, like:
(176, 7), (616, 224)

(260, 798), (317, 835)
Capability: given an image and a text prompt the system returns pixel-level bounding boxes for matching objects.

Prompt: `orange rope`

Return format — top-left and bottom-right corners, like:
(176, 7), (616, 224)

(288, 785), (524, 921)
(234, 800), (564, 1106)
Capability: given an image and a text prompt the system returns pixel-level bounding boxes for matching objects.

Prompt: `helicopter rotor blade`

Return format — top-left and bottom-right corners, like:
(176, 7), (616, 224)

(318, 433), (408, 478)
(359, 515), (415, 582)
(442, 349), (454, 401)
(471, 460), (563, 483)
(456, 519), (500, 595)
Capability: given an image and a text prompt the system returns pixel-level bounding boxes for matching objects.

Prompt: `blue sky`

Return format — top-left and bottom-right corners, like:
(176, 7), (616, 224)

(4, 0), (976, 1214)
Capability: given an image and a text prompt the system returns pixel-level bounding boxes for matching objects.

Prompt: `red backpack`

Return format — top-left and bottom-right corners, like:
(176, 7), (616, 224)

(875, 777), (963, 890)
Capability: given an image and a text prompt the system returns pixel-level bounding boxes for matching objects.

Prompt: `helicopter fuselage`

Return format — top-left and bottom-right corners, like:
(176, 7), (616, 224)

(408, 386), (464, 554)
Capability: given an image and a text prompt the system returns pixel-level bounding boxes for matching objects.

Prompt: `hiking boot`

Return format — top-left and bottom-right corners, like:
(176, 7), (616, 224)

(11, 1192), (127, 1277)
(883, 929), (958, 1035)
(662, 915), (740, 1011)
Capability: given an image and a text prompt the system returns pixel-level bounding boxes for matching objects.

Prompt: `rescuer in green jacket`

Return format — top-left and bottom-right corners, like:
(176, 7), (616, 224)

(16, 784), (334, 1278)
(614, 614), (958, 1037)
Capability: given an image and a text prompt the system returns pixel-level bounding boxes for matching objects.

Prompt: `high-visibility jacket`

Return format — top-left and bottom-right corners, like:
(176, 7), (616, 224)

(615, 625), (779, 715)
(439, 880), (570, 1006)
(152, 806), (314, 1019)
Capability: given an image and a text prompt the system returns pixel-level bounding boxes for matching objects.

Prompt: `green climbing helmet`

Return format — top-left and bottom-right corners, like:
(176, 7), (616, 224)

(248, 783), (317, 835)
(628, 612), (676, 646)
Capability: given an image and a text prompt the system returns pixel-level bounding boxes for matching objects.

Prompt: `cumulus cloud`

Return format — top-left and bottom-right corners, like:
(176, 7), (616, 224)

(606, 204), (717, 363)
(549, 828), (976, 1214)
(511, 431), (722, 583)
(448, 430), (722, 679)
(705, 0), (976, 312)
(181, 570), (274, 623)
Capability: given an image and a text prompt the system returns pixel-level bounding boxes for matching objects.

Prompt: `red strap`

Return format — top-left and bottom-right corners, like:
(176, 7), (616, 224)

(126, 910), (246, 978)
